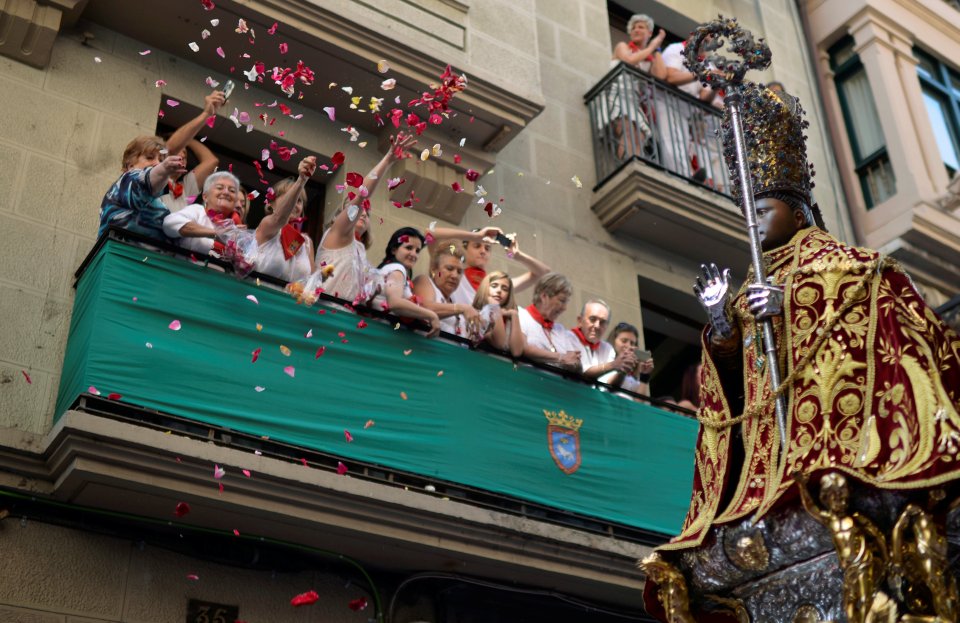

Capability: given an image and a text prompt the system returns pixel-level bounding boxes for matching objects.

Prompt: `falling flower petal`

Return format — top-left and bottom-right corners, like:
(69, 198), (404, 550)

(254, 386), (266, 392)
(381, 78), (396, 90)
(188, 42), (200, 53)
(572, 175), (583, 188)
(251, 348), (261, 363)
(344, 430), (353, 443)
(233, 529), (240, 536)
(279, 42), (288, 54)
(205, 115), (216, 128)
(216, 46), (226, 58)
(400, 391), (408, 400)
(200, 0), (215, 10)
(291, 590), (319, 607)
(267, 22), (278, 35)
(356, 320), (367, 329)
(451, 182), (463, 193)
(403, 349), (412, 356)
(437, 370), (444, 377)
(283, 366), (296, 377)
(242, 469), (252, 478)
(256, 323), (263, 331)
(166, 99), (180, 107)
(465, 169), (480, 182)
(168, 319), (182, 331)
(174, 502), (191, 517)
(279, 345), (292, 357)
(364, 419), (375, 429)
(214, 465), (225, 479)
(341, 86), (353, 95)
(315, 346), (326, 358)
(348, 597), (369, 611)
(210, 18), (220, 26)
(88, 386), (101, 396)
(323, 106), (335, 121)
(187, 574), (200, 581)
(107, 393), (122, 400)
(139, 49), (151, 56)
(336, 462), (348, 475)
(155, 79), (167, 88)
(21, 370), (32, 384)
(377, 60), (390, 73)
(201, 29), (211, 39)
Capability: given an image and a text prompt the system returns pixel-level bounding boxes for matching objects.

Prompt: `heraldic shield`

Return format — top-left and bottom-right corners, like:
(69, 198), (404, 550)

(544, 410), (582, 475)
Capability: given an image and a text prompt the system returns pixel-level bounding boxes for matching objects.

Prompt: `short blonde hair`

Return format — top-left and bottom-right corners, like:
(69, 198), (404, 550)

(121, 135), (165, 170)
(266, 177), (307, 214)
(431, 240), (464, 271)
(532, 272), (573, 303)
(473, 271), (516, 311)
(626, 14), (654, 34)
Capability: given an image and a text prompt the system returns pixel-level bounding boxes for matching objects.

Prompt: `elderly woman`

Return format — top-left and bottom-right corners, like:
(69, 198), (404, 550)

(608, 14), (667, 159)
(162, 170), (242, 254)
(316, 132), (416, 304)
(253, 156), (317, 282)
(374, 227), (441, 337)
(98, 136), (187, 242)
(518, 272), (581, 369)
(598, 322), (654, 398)
(413, 242), (481, 338)
(472, 271), (525, 357)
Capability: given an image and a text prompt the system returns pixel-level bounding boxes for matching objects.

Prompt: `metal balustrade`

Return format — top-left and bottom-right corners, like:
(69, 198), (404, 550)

(586, 62), (731, 194)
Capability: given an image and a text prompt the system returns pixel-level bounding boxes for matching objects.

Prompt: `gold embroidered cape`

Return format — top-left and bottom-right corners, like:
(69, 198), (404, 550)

(661, 227), (960, 551)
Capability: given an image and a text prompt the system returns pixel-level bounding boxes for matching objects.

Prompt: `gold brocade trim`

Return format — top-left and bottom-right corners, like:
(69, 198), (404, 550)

(696, 257), (890, 430)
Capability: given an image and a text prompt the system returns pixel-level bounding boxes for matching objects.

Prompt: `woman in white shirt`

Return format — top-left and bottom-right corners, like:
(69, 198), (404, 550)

(472, 271), (525, 358)
(598, 322), (654, 398)
(374, 227), (441, 337)
(162, 171), (242, 255)
(253, 156), (316, 282)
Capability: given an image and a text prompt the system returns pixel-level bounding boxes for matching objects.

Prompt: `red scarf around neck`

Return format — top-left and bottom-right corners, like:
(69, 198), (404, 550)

(464, 266), (486, 290)
(525, 304), (553, 331)
(572, 327), (599, 351)
(206, 209), (242, 226)
(168, 181), (184, 198)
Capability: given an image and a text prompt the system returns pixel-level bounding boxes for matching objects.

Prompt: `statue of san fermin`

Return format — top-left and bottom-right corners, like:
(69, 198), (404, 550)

(641, 17), (960, 623)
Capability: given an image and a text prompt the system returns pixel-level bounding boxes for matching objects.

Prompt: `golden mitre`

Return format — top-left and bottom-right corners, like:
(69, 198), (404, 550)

(721, 83), (817, 219)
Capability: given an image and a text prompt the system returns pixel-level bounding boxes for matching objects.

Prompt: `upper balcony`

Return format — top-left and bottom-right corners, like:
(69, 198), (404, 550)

(584, 63), (751, 273)
(1, 230), (700, 611)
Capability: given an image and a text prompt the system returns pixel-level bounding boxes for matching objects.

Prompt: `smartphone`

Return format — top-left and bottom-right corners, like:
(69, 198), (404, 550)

(494, 232), (512, 249)
(634, 348), (652, 362)
(222, 79), (236, 100)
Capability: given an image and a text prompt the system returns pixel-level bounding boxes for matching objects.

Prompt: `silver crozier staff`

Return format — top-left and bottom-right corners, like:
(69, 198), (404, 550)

(684, 18), (789, 459)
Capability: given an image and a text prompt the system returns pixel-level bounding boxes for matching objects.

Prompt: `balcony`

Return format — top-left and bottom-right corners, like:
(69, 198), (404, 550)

(14, 231), (699, 609)
(584, 63), (751, 272)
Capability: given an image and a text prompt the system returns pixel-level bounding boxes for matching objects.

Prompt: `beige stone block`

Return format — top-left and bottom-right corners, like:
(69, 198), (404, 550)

(0, 285), (45, 364)
(583, 3), (612, 47)
(496, 130), (534, 176)
(91, 114), (147, 173)
(45, 39), (157, 126)
(0, 605), (64, 623)
(471, 1), (538, 58)
(0, 213), (56, 289)
(16, 154), (112, 238)
(0, 53), (46, 87)
(557, 35), (610, 80)
(563, 107), (594, 155)
(532, 137), (593, 188)
(63, 106), (100, 168)
(535, 0), (584, 34)
(468, 32), (540, 91)
(0, 143), (26, 215)
(525, 103), (565, 144)
(536, 16), (557, 58)
(0, 77), (84, 159)
(538, 58), (591, 111)
(0, 362), (52, 432)
(0, 523), (125, 618)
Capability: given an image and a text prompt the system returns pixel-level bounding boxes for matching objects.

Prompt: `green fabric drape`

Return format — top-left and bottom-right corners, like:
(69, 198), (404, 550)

(56, 241), (697, 534)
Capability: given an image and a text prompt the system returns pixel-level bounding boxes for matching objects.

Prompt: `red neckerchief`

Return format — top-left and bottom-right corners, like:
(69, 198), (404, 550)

(206, 209), (242, 226)
(168, 181), (184, 198)
(525, 304), (553, 331)
(572, 327), (599, 351)
(464, 266), (486, 290)
(280, 224), (305, 260)
(628, 41), (639, 52)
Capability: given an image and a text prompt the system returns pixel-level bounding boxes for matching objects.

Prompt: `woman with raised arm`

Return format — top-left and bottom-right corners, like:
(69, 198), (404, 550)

(373, 227), (442, 338)
(316, 132), (416, 304)
(472, 271), (525, 357)
(252, 156), (317, 282)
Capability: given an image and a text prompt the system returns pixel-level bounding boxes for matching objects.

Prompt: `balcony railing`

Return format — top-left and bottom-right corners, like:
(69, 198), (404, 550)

(586, 62), (731, 193)
(55, 231), (698, 538)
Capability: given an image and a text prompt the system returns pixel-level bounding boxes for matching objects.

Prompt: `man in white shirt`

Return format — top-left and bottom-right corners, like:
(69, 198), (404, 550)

(570, 299), (637, 379)
(518, 273), (581, 369)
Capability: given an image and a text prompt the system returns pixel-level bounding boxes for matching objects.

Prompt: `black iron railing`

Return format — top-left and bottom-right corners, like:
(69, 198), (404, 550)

(585, 62), (731, 193)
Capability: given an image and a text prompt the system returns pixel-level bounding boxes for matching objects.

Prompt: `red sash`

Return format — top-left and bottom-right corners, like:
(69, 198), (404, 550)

(572, 327), (599, 351)
(525, 304), (553, 330)
(464, 266), (486, 290)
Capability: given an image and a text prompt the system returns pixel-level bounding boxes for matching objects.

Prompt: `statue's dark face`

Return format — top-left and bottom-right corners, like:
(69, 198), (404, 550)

(756, 196), (807, 251)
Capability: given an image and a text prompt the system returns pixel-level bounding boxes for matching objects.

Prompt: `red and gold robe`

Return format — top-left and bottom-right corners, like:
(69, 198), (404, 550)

(663, 227), (960, 550)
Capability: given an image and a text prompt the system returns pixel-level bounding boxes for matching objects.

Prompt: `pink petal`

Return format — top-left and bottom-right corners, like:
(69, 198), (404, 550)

(168, 319), (182, 331)
(344, 430), (353, 442)
(155, 80), (166, 88)
(139, 49), (152, 56)
(205, 116), (216, 128)
(216, 46), (226, 58)
(88, 386), (101, 396)
(336, 462), (348, 475)
(283, 366), (295, 377)
(166, 99), (179, 107)
(279, 42), (288, 54)
(242, 469), (252, 478)
(233, 529), (240, 536)
(214, 464), (225, 479)
(187, 574), (200, 581)
(246, 294), (259, 304)
(323, 106), (335, 121)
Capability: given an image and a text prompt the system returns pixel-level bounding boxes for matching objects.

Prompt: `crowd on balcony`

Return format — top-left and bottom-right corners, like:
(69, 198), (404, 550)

(97, 97), (672, 407)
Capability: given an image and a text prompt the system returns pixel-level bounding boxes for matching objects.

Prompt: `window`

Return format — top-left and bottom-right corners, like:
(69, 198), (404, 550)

(830, 37), (896, 208)
(915, 49), (960, 178)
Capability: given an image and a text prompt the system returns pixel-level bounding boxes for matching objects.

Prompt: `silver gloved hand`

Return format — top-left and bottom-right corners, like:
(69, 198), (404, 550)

(693, 263), (735, 341)
(747, 281), (784, 320)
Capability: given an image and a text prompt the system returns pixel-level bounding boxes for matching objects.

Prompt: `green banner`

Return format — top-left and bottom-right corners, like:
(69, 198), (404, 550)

(56, 241), (697, 534)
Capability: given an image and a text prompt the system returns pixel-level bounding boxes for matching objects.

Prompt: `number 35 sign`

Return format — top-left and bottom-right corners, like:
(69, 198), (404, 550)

(186, 599), (239, 623)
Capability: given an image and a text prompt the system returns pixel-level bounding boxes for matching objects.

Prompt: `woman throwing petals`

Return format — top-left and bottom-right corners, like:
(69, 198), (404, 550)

(253, 156), (317, 282)
(316, 132), (417, 304)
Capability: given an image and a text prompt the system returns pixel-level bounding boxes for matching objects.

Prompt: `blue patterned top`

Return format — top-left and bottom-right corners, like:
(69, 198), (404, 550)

(98, 168), (172, 242)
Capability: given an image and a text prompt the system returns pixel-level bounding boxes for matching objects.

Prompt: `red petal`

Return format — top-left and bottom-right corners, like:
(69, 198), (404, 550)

(344, 430), (353, 442)
(251, 347), (261, 363)
(356, 320), (367, 329)
(174, 502), (191, 517)
(291, 590), (319, 607)
(315, 346), (326, 358)
(336, 462), (348, 475)
(451, 182), (463, 193)
(465, 169), (480, 182)
(331, 151), (345, 167)
(453, 154), (462, 164)
(21, 370), (32, 384)
(345, 171), (363, 188)
(107, 393), (122, 401)
(348, 597), (368, 611)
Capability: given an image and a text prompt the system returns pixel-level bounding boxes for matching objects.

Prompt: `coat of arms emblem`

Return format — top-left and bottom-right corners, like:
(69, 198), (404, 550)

(544, 409), (582, 475)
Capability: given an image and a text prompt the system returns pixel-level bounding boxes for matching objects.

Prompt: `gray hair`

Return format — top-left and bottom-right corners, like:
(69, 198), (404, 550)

(580, 298), (611, 318)
(202, 170), (241, 194)
(533, 272), (573, 302)
(626, 14), (654, 35)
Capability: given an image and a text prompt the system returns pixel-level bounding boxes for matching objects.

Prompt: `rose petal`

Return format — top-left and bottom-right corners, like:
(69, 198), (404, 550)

(291, 590), (319, 607)
(233, 529), (240, 536)
(251, 347), (261, 363)
(344, 430), (353, 443)
(283, 366), (295, 377)
(348, 597), (368, 611)
(364, 419), (375, 429)
(323, 106), (335, 121)
(88, 386), (101, 396)
(21, 370), (32, 384)
(216, 46), (226, 58)
(315, 346), (326, 359)
(107, 393), (122, 401)
(168, 319), (181, 331)
(188, 42), (200, 53)
(279, 345), (291, 357)
(254, 386), (266, 392)
(214, 464), (225, 479)
(155, 80), (167, 88)
(336, 462), (348, 475)
(356, 320), (367, 329)
(205, 115), (216, 128)
(139, 49), (151, 56)
(400, 391), (408, 400)
(187, 574), (200, 581)
(174, 502), (191, 517)
(381, 78), (396, 90)
(279, 42), (288, 54)
(242, 469), (251, 478)
(377, 60), (389, 73)
(572, 175), (583, 188)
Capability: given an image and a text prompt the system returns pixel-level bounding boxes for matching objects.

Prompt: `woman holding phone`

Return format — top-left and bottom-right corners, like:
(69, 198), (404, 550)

(599, 322), (654, 398)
